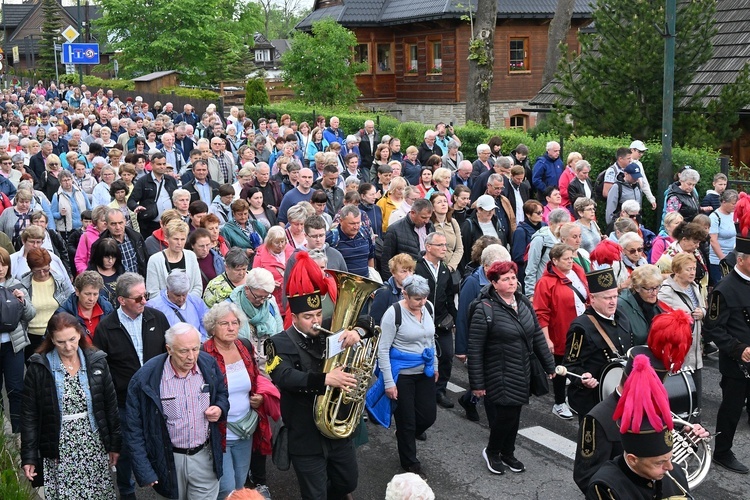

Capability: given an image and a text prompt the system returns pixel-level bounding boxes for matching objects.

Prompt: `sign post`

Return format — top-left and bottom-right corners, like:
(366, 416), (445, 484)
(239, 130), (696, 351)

(61, 43), (101, 65)
(60, 25), (81, 84)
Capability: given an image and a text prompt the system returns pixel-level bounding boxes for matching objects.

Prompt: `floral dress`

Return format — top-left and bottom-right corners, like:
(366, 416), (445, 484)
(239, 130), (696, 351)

(43, 371), (115, 499)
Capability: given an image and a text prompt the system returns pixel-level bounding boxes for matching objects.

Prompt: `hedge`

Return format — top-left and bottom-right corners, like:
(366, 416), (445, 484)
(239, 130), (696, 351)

(58, 74), (135, 90)
(158, 86), (220, 100)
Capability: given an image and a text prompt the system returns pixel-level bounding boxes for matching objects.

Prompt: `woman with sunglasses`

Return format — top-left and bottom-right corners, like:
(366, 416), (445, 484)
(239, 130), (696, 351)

(616, 264), (669, 345)
(612, 231), (648, 290)
(655, 221), (708, 290)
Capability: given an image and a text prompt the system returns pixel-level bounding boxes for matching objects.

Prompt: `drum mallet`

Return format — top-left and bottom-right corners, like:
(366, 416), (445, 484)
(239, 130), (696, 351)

(555, 365), (585, 379)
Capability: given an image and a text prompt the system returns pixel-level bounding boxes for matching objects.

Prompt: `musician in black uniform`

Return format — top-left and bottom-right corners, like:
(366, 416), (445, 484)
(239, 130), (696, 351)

(704, 235), (750, 474)
(265, 253), (375, 499)
(563, 268), (634, 418)
(574, 312), (709, 494)
(586, 354), (691, 500)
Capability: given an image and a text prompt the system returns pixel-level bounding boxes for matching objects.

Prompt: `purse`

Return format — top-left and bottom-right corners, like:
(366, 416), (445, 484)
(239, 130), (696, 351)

(226, 408), (259, 440)
(520, 317), (549, 397)
(272, 425), (290, 471)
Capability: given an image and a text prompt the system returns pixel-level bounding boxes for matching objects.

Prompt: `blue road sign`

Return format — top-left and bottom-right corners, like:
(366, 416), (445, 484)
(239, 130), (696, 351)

(61, 43), (100, 65)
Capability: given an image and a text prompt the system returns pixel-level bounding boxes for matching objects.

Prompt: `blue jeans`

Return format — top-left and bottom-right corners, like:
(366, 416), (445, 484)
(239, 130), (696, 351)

(0, 341), (25, 432)
(117, 406), (136, 495)
(709, 263), (724, 287)
(219, 438), (252, 499)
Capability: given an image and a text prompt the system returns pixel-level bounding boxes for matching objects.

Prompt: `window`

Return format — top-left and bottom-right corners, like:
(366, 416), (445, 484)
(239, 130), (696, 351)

(255, 49), (271, 63)
(376, 43), (393, 73)
(510, 115), (527, 131)
(509, 38), (529, 72)
(354, 44), (370, 73)
(406, 43), (418, 74)
(428, 41), (442, 73)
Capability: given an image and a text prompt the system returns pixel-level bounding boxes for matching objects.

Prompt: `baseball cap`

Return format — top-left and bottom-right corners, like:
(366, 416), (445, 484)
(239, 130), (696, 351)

(629, 140), (647, 152)
(623, 163), (643, 180)
(476, 194), (496, 211)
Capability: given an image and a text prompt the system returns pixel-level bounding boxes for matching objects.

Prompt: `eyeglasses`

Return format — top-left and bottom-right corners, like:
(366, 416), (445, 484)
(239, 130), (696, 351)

(640, 286), (660, 293)
(533, 211), (543, 215)
(248, 288), (273, 301)
(126, 294), (148, 303)
(627, 213), (640, 220)
(626, 247), (644, 254)
(217, 320), (241, 328)
(31, 267), (51, 275)
(428, 242), (447, 247)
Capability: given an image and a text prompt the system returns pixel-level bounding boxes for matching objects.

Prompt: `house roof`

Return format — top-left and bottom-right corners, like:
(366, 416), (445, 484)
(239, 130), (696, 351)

(270, 39), (292, 57)
(132, 71), (178, 82)
(1, 3), (101, 29)
(530, 0), (750, 111)
(298, 0), (594, 29)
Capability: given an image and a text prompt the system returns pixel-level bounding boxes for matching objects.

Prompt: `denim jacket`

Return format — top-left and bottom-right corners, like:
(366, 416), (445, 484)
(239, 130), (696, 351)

(46, 348), (97, 433)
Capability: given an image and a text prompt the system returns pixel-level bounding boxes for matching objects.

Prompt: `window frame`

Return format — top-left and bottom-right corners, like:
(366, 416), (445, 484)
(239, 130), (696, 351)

(354, 43), (372, 74)
(405, 42), (419, 76)
(509, 37), (530, 74)
(427, 37), (443, 74)
(254, 49), (271, 63)
(376, 42), (395, 74)
(509, 114), (528, 131)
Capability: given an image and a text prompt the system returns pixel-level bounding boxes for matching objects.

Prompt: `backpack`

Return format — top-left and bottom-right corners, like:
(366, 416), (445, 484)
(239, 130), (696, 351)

(0, 287), (24, 333)
(392, 301), (434, 333)
(594, 170), (608, 201)
(522, 241), (551, 264)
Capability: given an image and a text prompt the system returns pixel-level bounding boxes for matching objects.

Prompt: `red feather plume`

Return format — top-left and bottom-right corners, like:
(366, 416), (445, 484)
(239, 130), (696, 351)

(590, 239), (622, 268)
(613, 354), (674, 434)
(647, 309), (693, 372)
(734, 191), (750, 237)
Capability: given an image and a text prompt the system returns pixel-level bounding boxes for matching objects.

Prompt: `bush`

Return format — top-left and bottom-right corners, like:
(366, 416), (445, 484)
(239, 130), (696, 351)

(245, 78), (269, 107)
(0, 415), (32, 499)
(58, 74), (134, 90)
(158, 86), (220, 100)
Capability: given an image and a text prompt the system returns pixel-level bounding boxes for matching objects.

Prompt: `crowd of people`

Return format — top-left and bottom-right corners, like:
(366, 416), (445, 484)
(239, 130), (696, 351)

(0, 81), (748, 499)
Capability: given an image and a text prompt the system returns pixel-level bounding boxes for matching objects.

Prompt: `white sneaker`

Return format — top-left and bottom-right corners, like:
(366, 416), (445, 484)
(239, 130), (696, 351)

(552, 403), (573, 420)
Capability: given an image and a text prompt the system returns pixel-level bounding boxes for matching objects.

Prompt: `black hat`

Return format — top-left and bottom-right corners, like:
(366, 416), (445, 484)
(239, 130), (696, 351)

(614, 355), (674, 458)
(736, 236), (750, 255)
(286, 252), (325, 314)
(586, 268), (617, 293)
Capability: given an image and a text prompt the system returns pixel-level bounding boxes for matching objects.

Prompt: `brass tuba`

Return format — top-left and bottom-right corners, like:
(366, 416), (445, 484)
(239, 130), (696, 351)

(671, 413), (712, 490)
(312, 270), (382, 439)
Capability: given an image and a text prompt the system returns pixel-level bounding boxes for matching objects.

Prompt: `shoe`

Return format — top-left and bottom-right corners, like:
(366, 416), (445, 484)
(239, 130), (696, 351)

(459, 395), (480, 422)
(703, 342), (719, 357)
(404, 463), (426, 479)
(254, 485), (272, 500)
(416, 431), (427, 441)
(482, 448), (505, 475)
(713, 453), (749, 474)
(436, 393), (455, 408)
(501, 455), (525, 473)
(552, 403), (573, 420)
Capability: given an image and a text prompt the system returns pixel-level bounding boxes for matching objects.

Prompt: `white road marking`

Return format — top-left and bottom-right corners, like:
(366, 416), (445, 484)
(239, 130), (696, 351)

(446, 381), (465, 393)
(518, 426), (577, 460)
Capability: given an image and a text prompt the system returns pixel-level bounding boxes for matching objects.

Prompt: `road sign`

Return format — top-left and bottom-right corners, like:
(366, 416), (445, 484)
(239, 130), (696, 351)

(65, 64), (75, 75)
(12, 46), (19, 64)
(61, 25), (80, 43)
(61, 43), (100, 65)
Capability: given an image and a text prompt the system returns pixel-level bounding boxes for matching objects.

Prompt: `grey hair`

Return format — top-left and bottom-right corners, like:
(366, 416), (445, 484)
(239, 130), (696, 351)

(548, 208), (571, 225)
(287, 204), (309, 223)
(308, 248), (328, 264)
(546, 141), (560, 151)
(41, 140), (52, 149)
(225, 247), (250, 269)
(264, 226), (287, 245)
(494, 156), (511, 169)
(425, 232), (445, 245)
(574, 197), (595, 213)
(402, 274), (431, 298)
(58, 170), (73, 181)
(115, 272), (145, 298)
(678, 169), (700, 183)
(481, 244), (511, 267)
(620, 200), (641, 214)
(619, 232), (644, 249)
(171, 188), (191, 203)
(165, 322), (200, 347)
(574, 159), (591, 173)
(246, 267), (275, 293)
(385, 472), (435, 500)
(105, 207), (124, 222)
(166, 269), (191, 294)
(411, 198), (433, 213)
(721, 189), (739, 204)
(100, 165), (116, 177)
(447, 140), (459, 149)
(476, 143), (490, 154)
(203, 301), (248, 336)
(345, 176), (360, 188)
(487, 173), (504, 185)
(339, 205), (361, 219)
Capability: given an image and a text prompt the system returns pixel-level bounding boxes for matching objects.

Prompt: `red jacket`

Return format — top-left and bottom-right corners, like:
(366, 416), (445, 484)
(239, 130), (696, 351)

(558, 166), (576, 209)
(533, 261), (589, 355)
(252, 243), (294, 308)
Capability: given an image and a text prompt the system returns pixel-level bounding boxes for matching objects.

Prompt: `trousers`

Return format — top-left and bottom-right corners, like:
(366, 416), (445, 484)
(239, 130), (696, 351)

(487, 404), (522, 457)
(715, 375), (750, 455)
(393, 373), (437, 468)
(435, 328), (454, 395)
(290, 439), (358, 500)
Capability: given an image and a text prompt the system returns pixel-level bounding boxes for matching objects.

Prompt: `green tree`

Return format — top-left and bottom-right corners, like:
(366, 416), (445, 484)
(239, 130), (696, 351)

(553, 0), (750, 148)
(281, 19), (366, 106)
(465, 0), (497, 127)
(37, 0), (62, 80)
(94, 0), (260, 84)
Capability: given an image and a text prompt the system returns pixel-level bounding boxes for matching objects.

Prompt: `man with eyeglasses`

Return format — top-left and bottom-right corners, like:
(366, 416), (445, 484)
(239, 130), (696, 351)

(415, 232), (457, 409)
(0, 153), (21, 189)
(147, 269), (210, 341)
(93, 272), (170, 500)
(563, 268), (634, 419)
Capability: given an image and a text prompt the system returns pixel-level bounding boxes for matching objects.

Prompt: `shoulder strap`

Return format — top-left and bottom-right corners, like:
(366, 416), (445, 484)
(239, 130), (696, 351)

(566, 282), (587, 304)
(585, 314), (621, 357)
(393, 302), (402, 334)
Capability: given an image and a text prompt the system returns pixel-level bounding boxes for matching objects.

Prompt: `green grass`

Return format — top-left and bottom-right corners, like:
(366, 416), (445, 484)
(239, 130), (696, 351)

(0, 415), (33, 500)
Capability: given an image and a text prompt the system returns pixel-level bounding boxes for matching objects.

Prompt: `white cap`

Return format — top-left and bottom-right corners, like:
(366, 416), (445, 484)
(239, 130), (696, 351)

(476, 194), (497, 212)
(135, 96), (143, 102)
(629, 140), (647, 152)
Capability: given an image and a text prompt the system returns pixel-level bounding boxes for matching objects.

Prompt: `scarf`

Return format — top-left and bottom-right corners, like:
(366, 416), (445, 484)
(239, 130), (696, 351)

(56, 187), (85, 232)
(239, 288), (274, 337)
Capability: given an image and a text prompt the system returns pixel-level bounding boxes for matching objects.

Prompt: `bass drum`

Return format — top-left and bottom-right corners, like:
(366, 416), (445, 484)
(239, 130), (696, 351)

(598, 360), (626, 402)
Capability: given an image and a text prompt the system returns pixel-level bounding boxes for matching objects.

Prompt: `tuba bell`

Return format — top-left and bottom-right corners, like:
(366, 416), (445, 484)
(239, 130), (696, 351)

(312, 270), (382, 439)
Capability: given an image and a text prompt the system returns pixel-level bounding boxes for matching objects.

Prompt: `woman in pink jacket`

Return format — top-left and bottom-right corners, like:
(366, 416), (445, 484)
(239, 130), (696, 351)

(252, 226), (294, 308)
(74, 206), (108, 275)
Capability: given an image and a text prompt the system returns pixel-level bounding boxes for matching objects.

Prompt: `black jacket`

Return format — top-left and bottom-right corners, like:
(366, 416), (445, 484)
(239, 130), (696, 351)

(28, 151), (45, 182)
(704, 270), (750, 379)
(21, 349), (121, 472)
(460, 213), (506, 269)
(417, 141), (442, 166)
(92, 307), (170, 406)
(567, 177), (594, 210)
(415, 256), (456, 328)
(98, 227), (147, 276)
(127, 173), (178, 226)
(311, 179), (344, 216)
(381, 216), (434, 280)
(183, 178), (220, 205)
(503, 179), (530, 213)
(467, 287), (554, 406)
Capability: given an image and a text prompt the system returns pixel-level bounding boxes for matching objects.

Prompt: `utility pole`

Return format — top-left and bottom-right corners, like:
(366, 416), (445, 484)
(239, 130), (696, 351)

(658, 0), (676, 212)
(77, 0), (83, 85)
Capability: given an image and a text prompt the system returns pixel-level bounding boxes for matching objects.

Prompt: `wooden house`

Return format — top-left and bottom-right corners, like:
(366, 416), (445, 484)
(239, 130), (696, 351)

(297, 0), (593, 128)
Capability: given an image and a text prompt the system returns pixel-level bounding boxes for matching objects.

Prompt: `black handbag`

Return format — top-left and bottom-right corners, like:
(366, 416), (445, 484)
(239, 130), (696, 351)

(272, 425), (290, 471)
(520, 319), (549, 397)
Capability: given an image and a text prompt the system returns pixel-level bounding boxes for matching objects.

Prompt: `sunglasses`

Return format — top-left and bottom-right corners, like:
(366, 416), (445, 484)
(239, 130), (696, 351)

(626, 247), (644, 254)
(126, 294), (148, 303)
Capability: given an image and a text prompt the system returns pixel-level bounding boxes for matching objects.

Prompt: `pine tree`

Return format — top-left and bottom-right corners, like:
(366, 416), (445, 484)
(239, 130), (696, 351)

(37, 0), (62, 80)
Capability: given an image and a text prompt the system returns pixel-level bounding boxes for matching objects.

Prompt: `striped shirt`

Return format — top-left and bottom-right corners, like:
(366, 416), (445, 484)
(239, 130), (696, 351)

(160, 358), (210, 449)
(117, 308), (144, 365)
